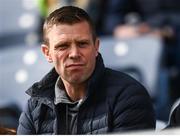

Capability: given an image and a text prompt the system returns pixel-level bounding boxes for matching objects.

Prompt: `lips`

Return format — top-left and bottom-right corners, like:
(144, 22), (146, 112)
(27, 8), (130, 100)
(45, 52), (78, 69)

(66, 63), (85, 69)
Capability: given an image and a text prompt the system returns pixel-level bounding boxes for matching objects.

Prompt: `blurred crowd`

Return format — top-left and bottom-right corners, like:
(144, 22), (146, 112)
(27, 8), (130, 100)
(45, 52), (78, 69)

(1, 0), (180, 134)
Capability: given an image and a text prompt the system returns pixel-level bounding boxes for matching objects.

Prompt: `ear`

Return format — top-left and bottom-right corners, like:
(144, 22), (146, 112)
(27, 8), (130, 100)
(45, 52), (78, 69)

(95, 38), (100, 57)
(41, 44), (53, 63)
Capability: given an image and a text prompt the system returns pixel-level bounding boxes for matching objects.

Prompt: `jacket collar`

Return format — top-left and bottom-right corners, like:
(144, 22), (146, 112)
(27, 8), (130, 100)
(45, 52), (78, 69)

(26, 53), (105, 101)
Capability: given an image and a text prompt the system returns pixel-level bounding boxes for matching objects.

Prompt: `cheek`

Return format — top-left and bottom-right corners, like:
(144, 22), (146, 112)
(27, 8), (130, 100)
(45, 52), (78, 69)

(53, 54), (66, 75)
(52, 53), (64, 67)
(86, 51), (97, 67)
(53, 51), (64, 61)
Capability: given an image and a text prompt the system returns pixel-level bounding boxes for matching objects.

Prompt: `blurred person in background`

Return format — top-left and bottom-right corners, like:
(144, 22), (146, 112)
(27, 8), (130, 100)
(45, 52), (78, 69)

(17, 6), (155, 134)
(86, 0), (175, 39)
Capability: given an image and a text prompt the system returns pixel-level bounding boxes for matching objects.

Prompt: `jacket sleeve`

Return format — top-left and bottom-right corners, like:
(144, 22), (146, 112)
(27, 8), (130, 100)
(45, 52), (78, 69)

(17, 99), (36, 134)
(111, 84), (156, 132)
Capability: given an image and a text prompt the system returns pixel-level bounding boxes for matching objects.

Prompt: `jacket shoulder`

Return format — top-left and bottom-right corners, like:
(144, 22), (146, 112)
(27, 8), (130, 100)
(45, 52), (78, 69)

(17, 97), (39, 134)
(103, 68), (147, 93)
(17, 96), (54, 134)
(103, 68), (155, 130)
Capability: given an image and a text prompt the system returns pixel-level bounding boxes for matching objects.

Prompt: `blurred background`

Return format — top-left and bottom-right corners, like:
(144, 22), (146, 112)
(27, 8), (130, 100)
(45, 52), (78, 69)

(1, 0), (180, 133)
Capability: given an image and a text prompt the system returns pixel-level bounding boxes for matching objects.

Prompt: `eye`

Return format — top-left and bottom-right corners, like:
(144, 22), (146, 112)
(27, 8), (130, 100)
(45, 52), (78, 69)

(55, 44), (69, 51)
(78, 41), (89, 48)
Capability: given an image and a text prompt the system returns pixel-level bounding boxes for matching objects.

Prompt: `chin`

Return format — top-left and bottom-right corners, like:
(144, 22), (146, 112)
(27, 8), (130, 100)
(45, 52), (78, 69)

(68, 76), (87, 84)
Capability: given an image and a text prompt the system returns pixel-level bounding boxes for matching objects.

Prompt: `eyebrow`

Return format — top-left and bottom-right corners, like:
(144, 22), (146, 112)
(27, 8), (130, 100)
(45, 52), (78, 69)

(54, 38), (91, 47)
(54, 41), (71, 47)
(75, 39), (90, 43)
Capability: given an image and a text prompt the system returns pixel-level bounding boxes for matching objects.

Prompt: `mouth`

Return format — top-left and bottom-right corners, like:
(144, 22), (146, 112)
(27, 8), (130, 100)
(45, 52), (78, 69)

(66, 63), (85, 69)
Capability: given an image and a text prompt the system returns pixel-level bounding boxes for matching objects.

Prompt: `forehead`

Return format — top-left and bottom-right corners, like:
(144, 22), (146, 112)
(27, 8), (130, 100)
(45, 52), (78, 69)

(47, 21), (92, 39)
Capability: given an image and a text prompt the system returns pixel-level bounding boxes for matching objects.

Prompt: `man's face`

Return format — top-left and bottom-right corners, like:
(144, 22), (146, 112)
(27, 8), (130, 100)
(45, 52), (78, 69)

(42, 21), (99, 84)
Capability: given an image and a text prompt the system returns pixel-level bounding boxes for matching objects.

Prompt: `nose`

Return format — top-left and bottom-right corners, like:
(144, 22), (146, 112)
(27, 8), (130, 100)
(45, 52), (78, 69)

(68, 46), (80, 59)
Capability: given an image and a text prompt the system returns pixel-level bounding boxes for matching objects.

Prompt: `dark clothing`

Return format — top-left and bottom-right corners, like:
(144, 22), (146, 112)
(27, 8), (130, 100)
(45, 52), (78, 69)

(167, 102), (180, 128)
(17, 54), (155, 134)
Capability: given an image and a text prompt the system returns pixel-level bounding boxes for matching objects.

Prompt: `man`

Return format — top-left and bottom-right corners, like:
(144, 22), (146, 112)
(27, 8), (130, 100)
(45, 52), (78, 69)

(17, 6), (155, 134)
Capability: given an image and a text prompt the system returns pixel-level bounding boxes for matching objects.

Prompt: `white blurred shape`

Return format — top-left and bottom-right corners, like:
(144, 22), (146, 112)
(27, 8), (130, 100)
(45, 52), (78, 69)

(15, 69), (28, 84)
(114, 42), (129, 56)
(18, 13), (35, 29)
(22, 0), (37, 10)
(23, 50), (38, 65)
(156, 120), (167, 131)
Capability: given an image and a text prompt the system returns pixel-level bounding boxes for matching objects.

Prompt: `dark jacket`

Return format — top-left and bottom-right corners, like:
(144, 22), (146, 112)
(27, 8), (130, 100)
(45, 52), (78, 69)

(17, 54), (155, 134)
(167, 101), (180, 128)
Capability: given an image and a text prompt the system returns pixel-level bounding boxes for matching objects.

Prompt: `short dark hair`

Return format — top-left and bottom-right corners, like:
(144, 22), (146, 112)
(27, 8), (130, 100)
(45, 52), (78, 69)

(43, 6), (97, 45)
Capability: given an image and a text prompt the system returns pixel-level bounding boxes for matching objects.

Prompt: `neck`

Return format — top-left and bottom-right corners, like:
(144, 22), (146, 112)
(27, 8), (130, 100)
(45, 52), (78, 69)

(61, 79), (87, 102)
